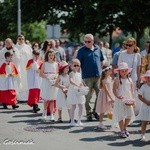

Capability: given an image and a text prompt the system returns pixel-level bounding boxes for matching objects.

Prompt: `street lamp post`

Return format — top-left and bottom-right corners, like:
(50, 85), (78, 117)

(18, 0), (21, 35)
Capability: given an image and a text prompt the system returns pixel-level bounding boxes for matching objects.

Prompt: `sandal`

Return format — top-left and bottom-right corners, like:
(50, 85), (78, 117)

(57, 118), (63, 123)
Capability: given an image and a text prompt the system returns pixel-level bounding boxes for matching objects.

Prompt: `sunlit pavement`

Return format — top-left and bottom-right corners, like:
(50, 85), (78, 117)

(0, 100), (150, 150)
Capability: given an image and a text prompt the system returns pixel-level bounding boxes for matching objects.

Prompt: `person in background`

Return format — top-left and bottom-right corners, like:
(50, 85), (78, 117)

(72, 44), (80, 59)
(49, 39), (62, 63)
(0, 52), (19, 109)
(0, 38), (20, 67)
(140, 41), (150, 74)
(111, 41), (126, 77)
(15, 34), (32, 102)
(141, 41), (150, 57)
(40, 40), (51, 61)
(55, 39), (66, 61)
(77, 33), (104, 121)
(0, 41), (4, 50)
(26, 50), (42, 113)
(99, 41), (108, 66)
(32, 42), (40, 51)
(104, 42), (112, 66)
(112, 43), (121, 56)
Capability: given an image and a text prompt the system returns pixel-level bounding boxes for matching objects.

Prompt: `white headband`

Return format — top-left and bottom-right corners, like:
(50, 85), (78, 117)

(102, 66), (112, 72)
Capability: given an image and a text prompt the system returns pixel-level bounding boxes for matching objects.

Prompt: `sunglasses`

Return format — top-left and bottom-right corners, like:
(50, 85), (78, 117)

(126, 44), (133, 47)
(34, 45), (39, 47)
(74, 65), (80, 67)
(84, 41), (91, 43)
(18, 38), (24, 41)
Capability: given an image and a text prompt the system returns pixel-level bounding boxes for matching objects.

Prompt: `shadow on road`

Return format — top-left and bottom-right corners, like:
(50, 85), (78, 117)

(108, 139), (150, 147)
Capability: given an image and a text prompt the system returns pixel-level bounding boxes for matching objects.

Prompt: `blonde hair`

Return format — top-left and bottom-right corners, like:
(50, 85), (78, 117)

(126, 37), (138, 53)
(71, 58), (80, 65)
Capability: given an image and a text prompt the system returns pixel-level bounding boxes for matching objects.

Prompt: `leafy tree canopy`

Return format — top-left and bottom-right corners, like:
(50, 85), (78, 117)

(0, 0), (150, 44)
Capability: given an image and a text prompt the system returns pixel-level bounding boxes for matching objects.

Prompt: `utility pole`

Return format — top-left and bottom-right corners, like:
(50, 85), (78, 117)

(18, 0), (21, 35)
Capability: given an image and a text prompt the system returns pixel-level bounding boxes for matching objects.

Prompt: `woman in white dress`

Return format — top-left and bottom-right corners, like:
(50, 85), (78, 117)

(40, 50), (58, 121)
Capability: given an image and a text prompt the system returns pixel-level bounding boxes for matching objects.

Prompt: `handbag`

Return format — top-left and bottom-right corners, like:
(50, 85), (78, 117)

(122, 99), (135, 106)
(75, 80), (89, 96)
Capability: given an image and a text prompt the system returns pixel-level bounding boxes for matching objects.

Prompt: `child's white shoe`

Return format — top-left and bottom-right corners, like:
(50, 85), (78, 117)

(42, 111), (47, 119)
(70, 122), (77, 127)
(50, 114), (55, 122)
(97, 122), (107, 129)
(77, 121), (83, 126)
(140, 134), (146, 141)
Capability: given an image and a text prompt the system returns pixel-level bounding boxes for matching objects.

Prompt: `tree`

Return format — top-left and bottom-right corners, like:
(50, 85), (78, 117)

(0, 0), (150, 46)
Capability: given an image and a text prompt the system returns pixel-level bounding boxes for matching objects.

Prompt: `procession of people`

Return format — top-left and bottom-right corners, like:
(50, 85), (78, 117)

(0, 34), (150, 141)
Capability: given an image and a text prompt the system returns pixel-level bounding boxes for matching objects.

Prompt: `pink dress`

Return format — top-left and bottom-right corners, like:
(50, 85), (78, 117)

(96, 77), (114, 113)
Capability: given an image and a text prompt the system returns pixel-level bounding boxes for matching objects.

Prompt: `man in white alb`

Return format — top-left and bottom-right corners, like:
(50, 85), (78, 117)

(15, 35), (32, 102)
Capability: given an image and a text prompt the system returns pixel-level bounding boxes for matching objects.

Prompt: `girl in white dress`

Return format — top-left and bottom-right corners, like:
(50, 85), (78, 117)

(118, 37), (141, 115)
(67, 59), (85, 126)
(40, 50), (58, 121)
(113, 62), (135, 138)
(138, 70), (150, 141)
(55, 61), (71, 123)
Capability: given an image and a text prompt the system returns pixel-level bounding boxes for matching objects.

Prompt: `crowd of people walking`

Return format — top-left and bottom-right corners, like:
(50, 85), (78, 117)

(0, 34), (150, 141)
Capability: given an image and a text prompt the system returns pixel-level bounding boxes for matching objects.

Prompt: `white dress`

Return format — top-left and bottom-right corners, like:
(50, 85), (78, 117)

(118, 50), (142, 114)
(136, 84), (150, 121)
(113, 78), (135, 123)
(56, 75), (70, 109)
(40, 62), (58, 101)
(67, 71), (85, 105)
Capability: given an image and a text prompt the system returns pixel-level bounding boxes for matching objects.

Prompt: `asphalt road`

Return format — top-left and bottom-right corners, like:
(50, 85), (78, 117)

(0, 100), (150, 150)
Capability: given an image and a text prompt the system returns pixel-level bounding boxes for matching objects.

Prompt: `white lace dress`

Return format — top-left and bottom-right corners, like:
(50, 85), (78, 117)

(113, 78), (135, 124)
(136, 84), (150, 121)
(67, 71), (85, 105)
(40, 62), (58, 101)
(56, 75), (70, 109)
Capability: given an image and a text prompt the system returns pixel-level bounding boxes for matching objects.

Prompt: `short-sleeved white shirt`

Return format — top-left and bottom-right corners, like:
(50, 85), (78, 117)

(118, 50), (141, 82)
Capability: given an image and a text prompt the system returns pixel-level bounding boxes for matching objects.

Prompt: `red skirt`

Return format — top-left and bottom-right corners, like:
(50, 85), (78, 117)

(27, 89), (40, 107)
(0, 90), (17, 105)
(47, 100), (57, 113)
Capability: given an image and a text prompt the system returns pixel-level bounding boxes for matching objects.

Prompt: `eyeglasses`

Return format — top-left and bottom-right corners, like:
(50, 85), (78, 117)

(84, 41), (91, 43)
(18, 38), (24, 41)
(34, 45), (38, 47)
(126, 44), (133, 47)
(74, 65), (80, 67)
